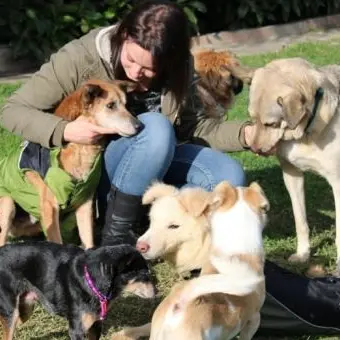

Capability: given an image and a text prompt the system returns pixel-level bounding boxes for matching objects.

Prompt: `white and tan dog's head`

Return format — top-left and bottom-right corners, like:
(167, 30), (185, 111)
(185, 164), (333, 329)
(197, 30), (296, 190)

(209, 181), (269, 257)
(226, 57), (339, 154)
(211, 180), (269, 226)
(136, 183), (212, 264)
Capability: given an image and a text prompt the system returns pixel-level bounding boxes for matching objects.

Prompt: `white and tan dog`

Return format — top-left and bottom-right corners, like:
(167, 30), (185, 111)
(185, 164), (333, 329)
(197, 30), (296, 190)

(226, 57), (340, 271)
(112, 181), (269, 340)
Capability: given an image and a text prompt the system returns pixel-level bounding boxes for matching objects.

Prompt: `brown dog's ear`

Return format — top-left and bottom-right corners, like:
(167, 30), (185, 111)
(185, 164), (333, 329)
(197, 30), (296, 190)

(210, 181), (238, 211)
(83, 83), (104, 105)
(178, 189), (212, 217)
(277, 91), (307, 129)
(249, 182), (270, 212)
(196, 82), (218, 107)
(142, 182), (178, 205)
(116, 80), (138, 93)
(220, 62), (255, 86)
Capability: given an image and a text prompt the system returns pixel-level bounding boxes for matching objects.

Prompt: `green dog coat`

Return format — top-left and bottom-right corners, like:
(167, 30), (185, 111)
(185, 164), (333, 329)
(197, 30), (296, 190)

(0, 141), (102, 239)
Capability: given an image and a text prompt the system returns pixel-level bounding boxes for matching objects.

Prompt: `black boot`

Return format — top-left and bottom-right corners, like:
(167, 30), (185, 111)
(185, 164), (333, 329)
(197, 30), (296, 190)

(100, 186), (147, 246)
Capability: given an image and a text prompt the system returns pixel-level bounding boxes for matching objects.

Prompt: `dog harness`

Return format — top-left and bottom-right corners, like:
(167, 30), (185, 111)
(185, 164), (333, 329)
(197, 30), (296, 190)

(84, 265), (112, 320)
(305, 87), (324, 132)
(0, 141), (102, 234)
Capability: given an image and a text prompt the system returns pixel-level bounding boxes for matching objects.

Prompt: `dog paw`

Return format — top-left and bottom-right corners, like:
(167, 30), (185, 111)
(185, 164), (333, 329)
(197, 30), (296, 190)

(288, 252), (310, 263)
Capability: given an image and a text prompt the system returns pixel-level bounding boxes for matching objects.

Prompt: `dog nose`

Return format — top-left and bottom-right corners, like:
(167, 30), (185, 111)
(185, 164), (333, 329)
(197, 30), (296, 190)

(134, 120), (144, 131)
(136, 240), (150, 253)
(232, 76), (243, 95)
(250, 144), (259, 154)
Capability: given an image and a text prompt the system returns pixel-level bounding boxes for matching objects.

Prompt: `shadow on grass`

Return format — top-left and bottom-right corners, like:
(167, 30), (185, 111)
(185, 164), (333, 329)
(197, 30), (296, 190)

(103, 294), (163, 335)
(30, 331), (66, 340)
(246, 162), (336, 270)
(247, 164), (334, 237)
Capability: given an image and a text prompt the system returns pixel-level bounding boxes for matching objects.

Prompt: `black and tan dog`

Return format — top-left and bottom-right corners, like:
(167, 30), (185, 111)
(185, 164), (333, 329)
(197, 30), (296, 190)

(0, 242), (156, 339)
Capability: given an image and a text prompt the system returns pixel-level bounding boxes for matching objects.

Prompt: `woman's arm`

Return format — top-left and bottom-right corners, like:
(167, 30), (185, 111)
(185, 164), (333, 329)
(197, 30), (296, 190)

(176, 80), (251, 152)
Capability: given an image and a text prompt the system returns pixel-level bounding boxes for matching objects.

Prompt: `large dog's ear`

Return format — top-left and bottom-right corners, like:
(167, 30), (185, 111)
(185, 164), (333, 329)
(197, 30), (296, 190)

(196, 81), (218, 107)
(178, 189), (212, 217)
(115, 249), (138, 274)
(277, 91), (307, 129)
(83, 83), (105, 105)
(142, 182), (178, 205)
(116, 80), (138, 93)
(220, 62), (256, 85)
(210, 181), (238, 211)
(54, 83), (104, 121)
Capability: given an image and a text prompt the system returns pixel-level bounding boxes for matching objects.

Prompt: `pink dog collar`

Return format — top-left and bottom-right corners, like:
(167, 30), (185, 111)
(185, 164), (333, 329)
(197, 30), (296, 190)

(84, 265), (112, 320)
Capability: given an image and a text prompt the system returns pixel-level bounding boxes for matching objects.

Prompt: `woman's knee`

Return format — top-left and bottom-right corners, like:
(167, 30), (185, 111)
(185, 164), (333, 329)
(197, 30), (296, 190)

(137, 112), (176, 158)
(167, 144), (246, 191)
(213, 153), (246, 187)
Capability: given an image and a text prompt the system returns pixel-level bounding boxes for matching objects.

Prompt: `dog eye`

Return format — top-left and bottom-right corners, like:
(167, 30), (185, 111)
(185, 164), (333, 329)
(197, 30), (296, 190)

(264, 122), (279, 128)
(106, 101), (117, 109)
(168, 224), (180, 229)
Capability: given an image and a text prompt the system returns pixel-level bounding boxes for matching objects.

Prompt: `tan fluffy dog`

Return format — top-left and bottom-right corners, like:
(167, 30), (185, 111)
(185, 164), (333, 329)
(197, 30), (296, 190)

(112, 181), (269, 340)
(226, 57), (340, 271)
(192, 48), (244, 119)
(0, 79), (140, 248)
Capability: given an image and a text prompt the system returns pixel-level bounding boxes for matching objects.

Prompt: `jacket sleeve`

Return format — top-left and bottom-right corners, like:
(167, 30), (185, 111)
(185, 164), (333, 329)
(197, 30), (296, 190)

(176, 81), (249, 152)
(0, 40), (85, 148)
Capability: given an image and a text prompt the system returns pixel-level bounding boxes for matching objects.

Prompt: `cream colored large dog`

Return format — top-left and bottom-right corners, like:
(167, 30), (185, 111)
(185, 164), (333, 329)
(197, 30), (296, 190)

(226, 57), (340, 271)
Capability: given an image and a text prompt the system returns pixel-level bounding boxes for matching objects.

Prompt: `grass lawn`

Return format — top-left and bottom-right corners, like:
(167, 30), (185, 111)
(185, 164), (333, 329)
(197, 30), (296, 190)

(1, 39), (340, 339)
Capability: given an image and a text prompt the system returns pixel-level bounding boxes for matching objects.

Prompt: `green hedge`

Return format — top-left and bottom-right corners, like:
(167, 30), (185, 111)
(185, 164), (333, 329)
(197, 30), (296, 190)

(0, 0), (206, 63)
(199, 0), (340, 33)
(0, 0), (132, 63)
(1, 0), (340, 63)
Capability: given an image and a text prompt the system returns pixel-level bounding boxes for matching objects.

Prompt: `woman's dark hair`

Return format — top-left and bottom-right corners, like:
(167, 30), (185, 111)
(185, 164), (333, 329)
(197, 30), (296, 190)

(110, 0), (191, 107)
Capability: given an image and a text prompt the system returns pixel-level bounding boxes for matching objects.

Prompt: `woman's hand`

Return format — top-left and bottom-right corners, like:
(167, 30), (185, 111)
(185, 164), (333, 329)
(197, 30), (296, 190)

(63, 116), (120, 144)
(243, 124), (256, 148)
(243, 124), (277, 155)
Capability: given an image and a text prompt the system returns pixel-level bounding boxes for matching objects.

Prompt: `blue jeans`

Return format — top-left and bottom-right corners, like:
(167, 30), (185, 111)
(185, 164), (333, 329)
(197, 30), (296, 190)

(97, 112), (246, 199)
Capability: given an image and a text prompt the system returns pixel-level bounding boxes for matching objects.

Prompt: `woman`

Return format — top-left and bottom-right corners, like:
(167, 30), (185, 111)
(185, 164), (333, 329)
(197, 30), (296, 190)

(0, 0), (253, 246)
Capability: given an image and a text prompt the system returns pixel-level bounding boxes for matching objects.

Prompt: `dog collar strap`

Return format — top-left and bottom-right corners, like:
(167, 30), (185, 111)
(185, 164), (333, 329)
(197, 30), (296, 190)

(305, 87), (324, 132)
(84, 265), (112, 320)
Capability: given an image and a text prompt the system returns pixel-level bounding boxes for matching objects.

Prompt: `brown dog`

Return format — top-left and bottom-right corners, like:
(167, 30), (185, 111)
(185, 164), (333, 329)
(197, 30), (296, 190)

(0, 79), (140, 248)
(192, 48), (244, 119)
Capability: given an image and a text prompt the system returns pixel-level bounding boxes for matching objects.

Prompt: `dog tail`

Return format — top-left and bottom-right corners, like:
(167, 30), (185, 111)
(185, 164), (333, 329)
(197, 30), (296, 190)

(165, 259), (263, 326)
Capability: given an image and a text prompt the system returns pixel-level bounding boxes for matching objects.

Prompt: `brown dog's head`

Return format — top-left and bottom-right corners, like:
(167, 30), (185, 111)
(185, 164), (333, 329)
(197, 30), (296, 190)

(55, 79), (142, 137)
(225, 58), (337, 154)
(192, 49), (243, 118)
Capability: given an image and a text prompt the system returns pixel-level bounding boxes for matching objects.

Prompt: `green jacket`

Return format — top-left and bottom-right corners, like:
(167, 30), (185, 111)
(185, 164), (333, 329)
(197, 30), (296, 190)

(0, 142), (101, 232)
(0, 26), (247, 152)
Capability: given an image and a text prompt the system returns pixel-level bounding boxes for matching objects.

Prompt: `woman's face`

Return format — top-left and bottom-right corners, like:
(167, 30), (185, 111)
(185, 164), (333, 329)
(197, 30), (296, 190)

(120, 39), (156, 91)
